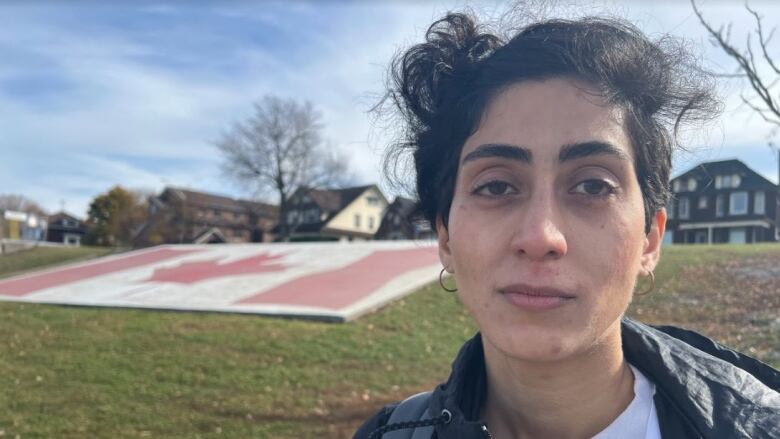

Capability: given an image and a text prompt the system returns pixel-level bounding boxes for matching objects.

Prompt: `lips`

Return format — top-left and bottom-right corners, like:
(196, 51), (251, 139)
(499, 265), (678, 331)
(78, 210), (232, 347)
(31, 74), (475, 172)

(499, 283), (576, 311)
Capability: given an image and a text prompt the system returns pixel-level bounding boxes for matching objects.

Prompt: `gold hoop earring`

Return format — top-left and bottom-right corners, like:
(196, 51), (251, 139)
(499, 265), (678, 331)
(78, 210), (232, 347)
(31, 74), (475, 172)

(636, 270), (655, 296)
(439, 267), (457, 292)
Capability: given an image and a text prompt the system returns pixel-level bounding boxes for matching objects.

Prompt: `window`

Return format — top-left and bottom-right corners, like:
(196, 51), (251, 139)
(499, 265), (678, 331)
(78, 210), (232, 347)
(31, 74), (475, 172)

(729, 191), (748, 215)
(716, 194), (724, 217)
(672, 180), (681, 192)
(366, 196), (379, 206)
(754, 191), (765, 214)
(698, 196), (708, 209)
(678, 197), (690, 219)
(715, 176), (722, 189)
(354, 214), (361, 228)
(368, 216), (375, 229)
(732, 174), (741, 188)
(687, 178), (697, 191)
(393, 215), (401, 225)
(667, 199), (675, 219)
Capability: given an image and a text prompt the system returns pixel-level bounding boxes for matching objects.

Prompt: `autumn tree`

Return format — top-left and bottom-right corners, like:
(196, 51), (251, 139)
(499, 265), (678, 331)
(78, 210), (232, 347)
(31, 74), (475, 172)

(83, 186), (147, 247)
(215, 95), (350, 240)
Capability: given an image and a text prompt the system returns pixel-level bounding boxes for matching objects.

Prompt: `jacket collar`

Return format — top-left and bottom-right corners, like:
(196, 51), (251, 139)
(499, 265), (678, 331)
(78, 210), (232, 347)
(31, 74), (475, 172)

(622, 318), (780, 438)
(427, 318), (780, 438)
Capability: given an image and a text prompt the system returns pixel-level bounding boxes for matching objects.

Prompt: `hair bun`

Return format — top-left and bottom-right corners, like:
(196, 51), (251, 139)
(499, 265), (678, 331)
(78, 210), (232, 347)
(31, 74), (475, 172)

(393, 13), (502, 125)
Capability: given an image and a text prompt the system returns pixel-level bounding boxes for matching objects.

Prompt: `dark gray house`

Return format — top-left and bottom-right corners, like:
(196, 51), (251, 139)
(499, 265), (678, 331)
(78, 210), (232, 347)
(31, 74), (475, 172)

(374, 196), (435, 241)
(665, 159), (778, 244)
(46, 212), (87, 246)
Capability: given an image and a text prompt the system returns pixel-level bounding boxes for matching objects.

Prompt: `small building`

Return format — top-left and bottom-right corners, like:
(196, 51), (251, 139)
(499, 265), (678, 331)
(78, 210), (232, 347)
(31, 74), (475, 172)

(1, 210), (48, 242)
(135, 187), (278, 246)
(666, 159), (777, 244)
(46, 212), (86, 246)
(375, 196), (435, 240)
(282, 185), (389, 241)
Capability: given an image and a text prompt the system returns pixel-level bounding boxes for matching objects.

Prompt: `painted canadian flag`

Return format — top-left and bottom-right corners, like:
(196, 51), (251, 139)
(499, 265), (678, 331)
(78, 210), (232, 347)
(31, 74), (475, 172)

(0, 242), (441, 321)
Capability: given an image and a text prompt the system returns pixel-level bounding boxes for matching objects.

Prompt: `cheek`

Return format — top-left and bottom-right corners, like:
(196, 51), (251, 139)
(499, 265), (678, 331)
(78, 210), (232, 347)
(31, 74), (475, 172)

(587, 206), (646, 298)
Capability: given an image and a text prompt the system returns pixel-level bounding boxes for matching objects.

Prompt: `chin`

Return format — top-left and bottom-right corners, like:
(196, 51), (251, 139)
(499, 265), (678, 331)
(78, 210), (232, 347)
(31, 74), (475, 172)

(482, 321), (589, 363)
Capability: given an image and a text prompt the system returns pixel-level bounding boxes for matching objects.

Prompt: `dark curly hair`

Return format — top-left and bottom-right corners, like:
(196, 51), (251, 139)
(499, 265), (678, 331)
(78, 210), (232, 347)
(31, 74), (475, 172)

(380, 12), (720, 234)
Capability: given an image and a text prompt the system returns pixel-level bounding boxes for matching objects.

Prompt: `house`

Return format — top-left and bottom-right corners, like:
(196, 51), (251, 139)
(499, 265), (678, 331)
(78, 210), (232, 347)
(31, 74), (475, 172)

(46, 212), (86, 246)
(1, 210), (48, 242)
(374, 196), (435, 240)
(665, 159), (777, 244)
(282, 184), (389, 241)
(135, 187), (278, 246)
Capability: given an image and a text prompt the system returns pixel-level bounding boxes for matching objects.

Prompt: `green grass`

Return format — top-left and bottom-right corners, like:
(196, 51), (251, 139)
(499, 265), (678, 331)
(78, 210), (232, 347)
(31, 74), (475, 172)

(0, 244), (777, 438)
(0, 246), (115, 279)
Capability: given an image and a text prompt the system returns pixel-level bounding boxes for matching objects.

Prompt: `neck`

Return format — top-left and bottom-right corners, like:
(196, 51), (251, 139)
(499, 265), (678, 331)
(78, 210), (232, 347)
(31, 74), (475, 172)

(480, 320), (634, 439)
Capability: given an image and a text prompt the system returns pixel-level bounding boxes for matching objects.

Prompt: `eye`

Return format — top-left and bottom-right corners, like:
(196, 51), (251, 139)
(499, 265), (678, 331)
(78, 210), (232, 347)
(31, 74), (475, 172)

(473, 180), (517, 197)
(571, 179), (616, 197)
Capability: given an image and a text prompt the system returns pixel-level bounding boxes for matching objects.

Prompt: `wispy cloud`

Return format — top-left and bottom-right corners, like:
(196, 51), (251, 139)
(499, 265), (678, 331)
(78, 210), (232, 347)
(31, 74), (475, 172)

(2, 1), (779, 217)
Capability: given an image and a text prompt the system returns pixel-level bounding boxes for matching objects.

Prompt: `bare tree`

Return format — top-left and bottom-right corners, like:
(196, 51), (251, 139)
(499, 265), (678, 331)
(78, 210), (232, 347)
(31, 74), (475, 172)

(0, 194), (47, 216)
(215, 95), (350, 240)
(692, 0), (780, 240)
(692, 0), (779, 133)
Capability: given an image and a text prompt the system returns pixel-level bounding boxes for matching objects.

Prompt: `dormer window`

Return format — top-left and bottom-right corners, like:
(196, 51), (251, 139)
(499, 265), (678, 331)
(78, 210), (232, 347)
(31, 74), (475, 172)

(672, 180), (681, 192)
(687, 178), (697, 191)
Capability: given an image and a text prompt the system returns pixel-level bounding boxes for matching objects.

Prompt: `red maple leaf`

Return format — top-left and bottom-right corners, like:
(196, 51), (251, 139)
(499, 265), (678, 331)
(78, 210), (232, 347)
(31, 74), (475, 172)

(145, 253), (288, 285)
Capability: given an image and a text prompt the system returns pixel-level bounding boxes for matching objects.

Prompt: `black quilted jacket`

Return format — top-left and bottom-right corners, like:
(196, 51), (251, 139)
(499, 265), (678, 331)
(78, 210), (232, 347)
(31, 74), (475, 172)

(354, 318), (780, 439)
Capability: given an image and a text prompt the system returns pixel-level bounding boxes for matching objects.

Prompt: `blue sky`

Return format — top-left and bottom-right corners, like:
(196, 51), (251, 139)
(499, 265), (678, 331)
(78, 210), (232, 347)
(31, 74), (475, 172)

(2, 1), (779, 217)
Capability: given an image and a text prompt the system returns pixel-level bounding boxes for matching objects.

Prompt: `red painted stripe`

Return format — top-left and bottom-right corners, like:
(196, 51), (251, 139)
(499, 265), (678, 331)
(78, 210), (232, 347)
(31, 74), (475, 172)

(235, 247), (440, 310)
(0, 247), (203, 297)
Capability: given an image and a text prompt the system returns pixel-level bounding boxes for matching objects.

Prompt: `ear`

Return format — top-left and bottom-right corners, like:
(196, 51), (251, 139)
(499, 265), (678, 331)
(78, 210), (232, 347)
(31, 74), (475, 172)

(641, 208), (667, 274)
(436, 216), (453, 272)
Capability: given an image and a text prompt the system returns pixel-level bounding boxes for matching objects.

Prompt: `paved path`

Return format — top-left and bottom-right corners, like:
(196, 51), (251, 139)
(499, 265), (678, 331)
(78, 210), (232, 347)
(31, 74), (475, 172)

(0, 241), (441, 321)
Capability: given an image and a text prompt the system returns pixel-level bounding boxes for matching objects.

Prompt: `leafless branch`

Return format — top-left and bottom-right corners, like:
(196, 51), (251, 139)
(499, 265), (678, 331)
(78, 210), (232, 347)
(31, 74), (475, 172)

(746, 3), (780, 75)
(691, 0), (780, 129)
(214, 95), (352, 240)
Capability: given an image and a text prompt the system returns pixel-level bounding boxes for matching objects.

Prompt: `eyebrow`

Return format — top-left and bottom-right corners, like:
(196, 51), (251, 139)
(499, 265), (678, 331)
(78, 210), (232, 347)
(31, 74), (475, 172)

(461, 143), (531, 164)
(461, 141), (630, 165)
(558, 141), (630, 163)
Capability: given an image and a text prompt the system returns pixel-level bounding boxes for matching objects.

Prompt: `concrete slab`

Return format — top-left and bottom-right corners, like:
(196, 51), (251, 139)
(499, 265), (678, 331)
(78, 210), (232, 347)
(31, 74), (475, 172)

(0, 241), (442, 321)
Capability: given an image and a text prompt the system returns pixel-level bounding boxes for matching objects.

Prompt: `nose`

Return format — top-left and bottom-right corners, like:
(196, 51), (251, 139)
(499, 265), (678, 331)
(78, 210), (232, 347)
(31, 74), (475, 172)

(510, 190), (568, 261)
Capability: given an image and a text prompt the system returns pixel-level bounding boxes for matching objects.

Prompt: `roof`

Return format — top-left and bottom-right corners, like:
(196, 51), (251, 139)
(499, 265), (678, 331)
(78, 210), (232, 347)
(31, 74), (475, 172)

(298, 184), (383, 213)
(48, 211), (83, 223)
(672, 159), (777, 188)
(390, 196), (418, 218)
(161, 187), (278, 218)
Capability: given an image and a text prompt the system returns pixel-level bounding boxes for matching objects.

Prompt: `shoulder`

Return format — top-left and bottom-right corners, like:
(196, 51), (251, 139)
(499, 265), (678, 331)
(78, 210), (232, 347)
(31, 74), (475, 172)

(352, 403), (398, 439)
(622, 318), (780, 438)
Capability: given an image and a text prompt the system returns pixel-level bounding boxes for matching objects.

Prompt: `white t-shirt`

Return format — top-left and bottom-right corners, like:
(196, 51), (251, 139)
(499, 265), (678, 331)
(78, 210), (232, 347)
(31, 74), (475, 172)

(591, 364), (662, 439)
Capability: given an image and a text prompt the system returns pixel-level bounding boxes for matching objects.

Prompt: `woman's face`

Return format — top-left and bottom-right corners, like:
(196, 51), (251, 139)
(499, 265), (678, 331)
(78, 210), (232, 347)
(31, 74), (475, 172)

(438, 78), (665, 362)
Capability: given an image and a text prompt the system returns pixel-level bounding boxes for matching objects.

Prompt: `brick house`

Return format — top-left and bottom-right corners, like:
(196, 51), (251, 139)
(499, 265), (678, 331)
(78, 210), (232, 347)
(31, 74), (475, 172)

(135, 187), (278, 245)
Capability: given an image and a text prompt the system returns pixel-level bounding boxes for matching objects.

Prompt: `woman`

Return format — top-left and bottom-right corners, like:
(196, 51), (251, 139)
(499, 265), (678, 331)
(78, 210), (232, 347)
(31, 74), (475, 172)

(354, 11), (780, 439)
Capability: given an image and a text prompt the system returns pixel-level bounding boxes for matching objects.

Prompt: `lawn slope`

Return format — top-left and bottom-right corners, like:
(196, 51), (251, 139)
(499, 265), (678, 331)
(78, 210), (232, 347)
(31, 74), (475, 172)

(0, 244), (777, 438)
